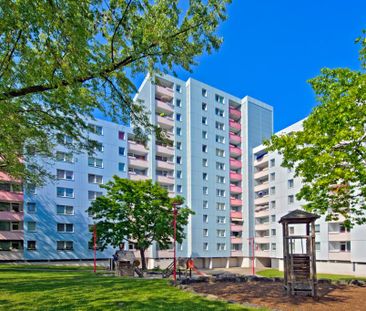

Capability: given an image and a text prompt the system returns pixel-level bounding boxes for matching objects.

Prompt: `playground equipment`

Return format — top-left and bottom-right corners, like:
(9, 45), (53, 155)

(162, 258), (207, 279)
(279, 209), (319, 297)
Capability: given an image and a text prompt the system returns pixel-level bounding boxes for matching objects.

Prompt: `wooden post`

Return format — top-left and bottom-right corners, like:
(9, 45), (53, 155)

(311, 221), (317, 298)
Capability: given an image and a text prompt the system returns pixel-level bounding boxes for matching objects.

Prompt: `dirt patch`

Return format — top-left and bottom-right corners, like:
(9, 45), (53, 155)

(190, 281), (366, 311)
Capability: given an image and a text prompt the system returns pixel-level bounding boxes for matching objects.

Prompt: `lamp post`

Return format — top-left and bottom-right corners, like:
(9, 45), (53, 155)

(172, 202), (178, 285)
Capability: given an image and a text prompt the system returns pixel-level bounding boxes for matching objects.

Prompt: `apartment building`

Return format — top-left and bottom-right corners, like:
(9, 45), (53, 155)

(252, 120), (366, 276)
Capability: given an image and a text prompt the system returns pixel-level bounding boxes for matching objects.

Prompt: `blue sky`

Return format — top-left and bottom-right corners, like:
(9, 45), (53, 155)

(173, 0), (365, 131)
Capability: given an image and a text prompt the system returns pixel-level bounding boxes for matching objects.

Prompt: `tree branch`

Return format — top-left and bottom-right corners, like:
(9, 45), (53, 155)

(0, 30), (22, 79)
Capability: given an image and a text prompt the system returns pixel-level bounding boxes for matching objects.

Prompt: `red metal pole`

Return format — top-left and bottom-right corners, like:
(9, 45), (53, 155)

(252, 238), (255, 275)
(173, 203), (177, 284)
(93, 224), (97, 273)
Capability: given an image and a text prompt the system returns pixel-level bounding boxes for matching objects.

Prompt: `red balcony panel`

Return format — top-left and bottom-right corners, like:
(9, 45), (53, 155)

(0, 212), (23, 222)
(229, 132), (241, 144)
(231, 237), (242, 244)
(230, 146), (242, 156)
(0, 231), (23, 240)
(230, 211), (243, 219)
(231, 224), (243, 231)
(230, 159), (242, 169)
(0, 172), (20, 183)
(230, 184), (242, 194)
(229, 119), (241, 131)
(229, 108), (241, 120)
(230, 198), (243, 206)
(230, 171), (242, 181)
(0, 191), (23, 202)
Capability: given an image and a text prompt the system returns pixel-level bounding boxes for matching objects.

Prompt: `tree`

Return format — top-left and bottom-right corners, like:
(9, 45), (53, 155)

(0, 0), (231, 185)
(87, 177), (193, 270)
(265, 31), (366, 228)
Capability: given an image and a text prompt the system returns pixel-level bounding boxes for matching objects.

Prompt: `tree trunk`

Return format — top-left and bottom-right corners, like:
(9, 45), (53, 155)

(139, 248), (147, 271)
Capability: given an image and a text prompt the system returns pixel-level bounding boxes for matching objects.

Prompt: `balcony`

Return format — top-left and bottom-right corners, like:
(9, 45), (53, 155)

(328, 232), (351, 242)
(254, 154), (269, 167)
(0, 212), (23, 222)
(230, 184), (242, 194)
(156, 85), (174, 101)
(230, 159), (242, 169)
(0, 191), (23, 202)
(230, 146), (241, 156)
(254, 208), (270, 218)
(230, 198), (243, 206)
(157, 249), (174, 258)
(156, 115), (174, 129)
(229, 108), (241, 120)
(254, 169), (269, 180)
(230, 211), (243, 219)
(231, 237), (242, 244)
(0, 231), (23, 240)
(254, 182), (269, 193)
(128, 173), (149, 181)
(255, 250), (270, 258)
(255, 236), (270, 244)
(231, 224), (243, 231)
(230, 171), (242, 182)
(229, 132), (241, 145)
(329, 252), (351, 261)
(0, 250), (24, 261)
(156, 175), (175, 185)
(229, 119), (241, 133)
(230, 250), (243, 257)
(128, 156), (149, 169)
(156, 160), (174, 171)
(254, 195), (269, 205)
(156, 99), (174, 114)
(255, 223), (270, 231)
(156, 145), (175, 156)
(0, 172), (20, 182)
(128, 141), (148, 154)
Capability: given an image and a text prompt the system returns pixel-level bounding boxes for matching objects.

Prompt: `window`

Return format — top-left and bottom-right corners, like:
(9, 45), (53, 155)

(119, 147), (125, 156)
(176, 171), (182, 179)
(27, 202), (36, 213)
(203, 200), (208, 209)
(176, 113), (182, 121)
(58, 135), (73, 145)
(118, 162), (125, 171)
(288, 195), (294, 204)
(215, 108), (224, 117)
(216, 162), (225, 170)
(215, 135), (225, 144)
(289, 227), (295, 234)
(271, 215), (276, 222)
(216, 175), (225, 184)
(89, 140), (103, 152)
(217, 229), (226, 237)
(270, 201), (276, 209)
(57, 223), (74, 233)
(57, 169), (74, 181)
(271, 229), (276, 236)
(270, 187), (276, 195)
(203, 229), (208, 237)
(340, 241), (351, 252)
(176, 127), (182, 136)
(216, 148), (225, 157)
(203, 214), (208, 223)
(202, 88), (207, 97)
(177, 185), (182, 193)
(202, 145), (208, 153)
(217, 216), (226, 224)
(88, 124), (103, 135)
(27, 241), (36, 250)
(88, 157), (103, 168)
(315, 224), (320, 233)
(56, 151), (73, 163)
(202, 116), (207, 125)
(288, 179), (294, 188)
(88, 191), (102, 200)
(28, 221), (36, 232)
(176, 142), (182, 150)
(270, 158), (275, 167)
(57, 187), (74, 198)
(202, 173), (208, 181)
(203, 186), (208, 195)
(216, 189), (225, 197)
(271, 243), (277, 251)
(57, 241), (73, 251)
(11, 222), (21, 230)
(176, 99), (182, 107)
(202, 103), (207, 111)
(176, 84), (181, 93)
(57, 205), (74, 215)
(202, 131), (208, 139)
(215, 121), (225, 131)
(203, 242), (209, 251)
(270, 173), (275, 181)
(118, 131), (125, 140)
(215, 94), (224, 104)
(88, 174), (103, 184)
(202, 158), (208, 167)
(217, 243), (226, 251)
(216, 202), (226, 211)
(315, 242), (320, 251)
(176, 156), (182, 164)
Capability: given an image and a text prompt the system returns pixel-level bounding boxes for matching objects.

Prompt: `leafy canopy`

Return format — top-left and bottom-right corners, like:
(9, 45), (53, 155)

(0, 0), (231, 185)
(265, 31), (366, 227)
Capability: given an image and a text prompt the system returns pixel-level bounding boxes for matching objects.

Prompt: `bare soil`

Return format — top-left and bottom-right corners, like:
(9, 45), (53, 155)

(190, 281), (366, 311)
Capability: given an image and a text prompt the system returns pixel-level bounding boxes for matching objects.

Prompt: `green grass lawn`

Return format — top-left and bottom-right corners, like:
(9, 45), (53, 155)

(0, 266), (258, 311)
(257, 268), (366, 281)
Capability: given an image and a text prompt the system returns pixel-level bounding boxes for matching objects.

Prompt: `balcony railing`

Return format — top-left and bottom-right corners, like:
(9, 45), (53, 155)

(128, 140), (148, 154)
(230, 211), (243, 219)
(328, 232), (351, 242)
(230, 198), (243, 206)
(231, 237), (242, 244)
(156, 85), (174, 100)
(128, 156), (149, 169)
(229, 108), (241, 120)
(230, 171), (242, 181)
(230, 184), (242, 194)
(156, 175), (175, 185)
(156, 144), (175, 156)
(156, 160), (174, 170)
(156, 99), (174, 114)
(230, 159), (242, 169)
(128, 173), (149, 181)
(156, 115), (174, 129)
(231, 224), (243, 231)
(230, 146), (242, 156)
(0, 231), (23, 240)
(254, 182), (269, 192)
(230, 250), (243, 257)
(229, 119), (241, 132)
(229, 132), (241, 145)
(0, 211), (23, 221)
(254, 169), (269, 180)
(0, 191), (23, 202)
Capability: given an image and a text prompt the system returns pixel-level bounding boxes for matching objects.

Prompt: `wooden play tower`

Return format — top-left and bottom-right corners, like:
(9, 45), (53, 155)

(279, 209), (319, 297)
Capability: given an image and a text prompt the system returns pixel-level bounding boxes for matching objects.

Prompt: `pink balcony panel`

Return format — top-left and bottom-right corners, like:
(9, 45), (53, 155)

(156, 115), (174, 129)
(0, 191), (23, 202)
(156, 160), (174, 170)
(156, 145), (174, 156)
(230, 211), (243, 219)
(230, 185), (242, 194)
(0, 212), (23, 222)
(230, 146), (241, 156)
(128, 141), (148, 154)
(230, 171), (242, 181)
(230, 159), (242, 169)
(0, 231), (23, 240)
(229, 132), (241, 144)
(230, 198), (243, 206)
(128, 157), (149, 169)
(231, 224), (243, 232)
(156, 175), (175, 185)
(0, 172), (20, 183)
(156, 99), (174, 113)
(230, 250), (243, 257)
(231, 237), (242, 244)
(229, 108), (241, 120)
(128, 173), (149, 181)
(156, 85), (174, 100)
(229, 120), (241, 131)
